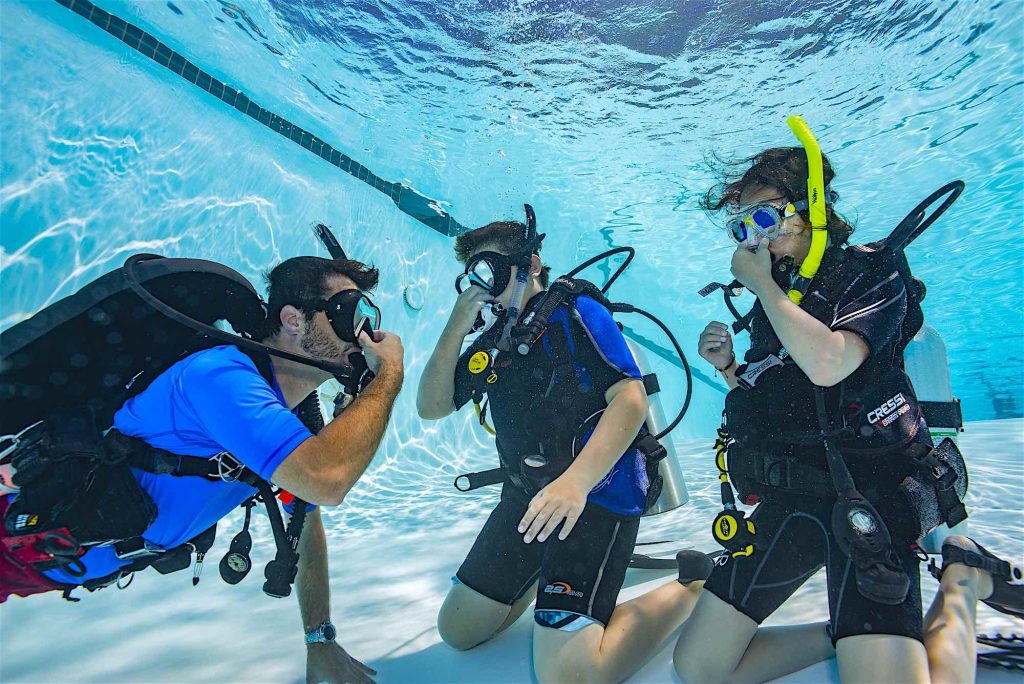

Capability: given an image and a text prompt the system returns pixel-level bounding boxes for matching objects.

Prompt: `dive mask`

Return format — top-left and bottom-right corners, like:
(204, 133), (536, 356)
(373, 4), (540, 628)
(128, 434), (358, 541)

(455, 250), (518, 297)
(725, 189), (838, 246)
(454, 225), (546, 298)
(312, 289), (381, 343)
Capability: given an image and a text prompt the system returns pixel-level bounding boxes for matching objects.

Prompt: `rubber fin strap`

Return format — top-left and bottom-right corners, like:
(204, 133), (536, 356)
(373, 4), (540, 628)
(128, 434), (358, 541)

(53, 0), (467, 237)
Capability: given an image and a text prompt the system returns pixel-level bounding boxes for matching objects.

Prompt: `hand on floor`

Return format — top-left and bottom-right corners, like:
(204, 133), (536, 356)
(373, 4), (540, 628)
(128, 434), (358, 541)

(306, 642), (376, 684)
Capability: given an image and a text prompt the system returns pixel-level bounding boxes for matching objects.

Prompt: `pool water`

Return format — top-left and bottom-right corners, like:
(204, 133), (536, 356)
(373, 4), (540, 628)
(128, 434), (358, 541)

(1, 1), (1022, 681)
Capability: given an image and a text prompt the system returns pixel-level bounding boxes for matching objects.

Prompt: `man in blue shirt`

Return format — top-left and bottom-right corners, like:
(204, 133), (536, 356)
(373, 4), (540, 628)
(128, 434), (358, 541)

(29, 254), (403, 684)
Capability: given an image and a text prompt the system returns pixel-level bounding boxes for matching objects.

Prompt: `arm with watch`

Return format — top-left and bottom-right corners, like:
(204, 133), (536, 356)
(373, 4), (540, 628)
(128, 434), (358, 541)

(296, 507), (376, 684)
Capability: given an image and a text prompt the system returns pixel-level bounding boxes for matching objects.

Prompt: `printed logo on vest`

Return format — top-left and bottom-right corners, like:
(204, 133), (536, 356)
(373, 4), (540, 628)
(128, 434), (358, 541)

(867, 393), (909, 427)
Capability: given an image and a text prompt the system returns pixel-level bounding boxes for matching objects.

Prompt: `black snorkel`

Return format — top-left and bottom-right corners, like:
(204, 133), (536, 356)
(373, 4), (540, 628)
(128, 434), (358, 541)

(311, 224), (376, 398)
(313, 222), (349, 261)
(495, 204), (544, 354)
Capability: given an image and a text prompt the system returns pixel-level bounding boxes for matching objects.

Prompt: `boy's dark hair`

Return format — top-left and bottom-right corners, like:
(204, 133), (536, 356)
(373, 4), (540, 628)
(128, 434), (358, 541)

(702, 147), (855, 246)
(263, 256), (379, 337)
(454, 221), (551, 287)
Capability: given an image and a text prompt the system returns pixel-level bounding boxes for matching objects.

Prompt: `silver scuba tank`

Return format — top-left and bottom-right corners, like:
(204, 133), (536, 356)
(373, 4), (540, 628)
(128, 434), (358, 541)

(904, 323), (968, 552)
(625, 339), (689, 516)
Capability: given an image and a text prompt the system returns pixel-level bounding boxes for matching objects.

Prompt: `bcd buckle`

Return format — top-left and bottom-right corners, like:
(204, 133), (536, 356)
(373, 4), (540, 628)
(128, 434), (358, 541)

(736, 352), (788, 390)
(634, 433), (667, 462)
(114, 537), (166, 561)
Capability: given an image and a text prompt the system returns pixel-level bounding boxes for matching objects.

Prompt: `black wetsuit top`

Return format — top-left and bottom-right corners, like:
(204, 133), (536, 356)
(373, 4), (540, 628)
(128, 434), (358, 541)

(725, 245), (928, 497)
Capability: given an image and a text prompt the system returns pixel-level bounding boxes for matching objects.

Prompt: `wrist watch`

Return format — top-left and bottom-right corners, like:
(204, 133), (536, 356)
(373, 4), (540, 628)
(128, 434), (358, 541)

(305, 619), (337, 645)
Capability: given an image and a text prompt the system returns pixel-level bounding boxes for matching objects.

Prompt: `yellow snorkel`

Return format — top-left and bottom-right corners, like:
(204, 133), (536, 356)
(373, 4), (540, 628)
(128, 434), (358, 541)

(785, 115), (828, 304)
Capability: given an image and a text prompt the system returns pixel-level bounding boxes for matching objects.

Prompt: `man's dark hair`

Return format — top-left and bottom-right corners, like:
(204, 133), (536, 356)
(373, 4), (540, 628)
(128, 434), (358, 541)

(263, 256), (379, 337)
(702, 147), (855, 246)
(454, 221), (551, 287)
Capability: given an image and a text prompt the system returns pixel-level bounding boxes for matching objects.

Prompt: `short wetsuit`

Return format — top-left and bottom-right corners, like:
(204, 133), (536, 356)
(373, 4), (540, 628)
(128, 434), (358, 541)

(455, 484), (640, 630)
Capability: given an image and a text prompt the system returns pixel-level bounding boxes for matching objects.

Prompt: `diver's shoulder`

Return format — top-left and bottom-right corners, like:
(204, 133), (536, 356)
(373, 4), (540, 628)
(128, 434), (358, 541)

(827, 243), (908, 300)
(572, 292), (612, 318)
(175, 344), (257, 378)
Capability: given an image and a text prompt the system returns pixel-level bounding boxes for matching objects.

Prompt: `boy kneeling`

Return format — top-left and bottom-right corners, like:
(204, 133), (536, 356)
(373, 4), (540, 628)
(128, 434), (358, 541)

(417, 212), (708, 683)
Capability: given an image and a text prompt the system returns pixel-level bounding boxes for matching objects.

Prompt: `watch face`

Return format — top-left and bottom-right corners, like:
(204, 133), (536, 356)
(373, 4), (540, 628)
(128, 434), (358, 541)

(322, 623), (337, 642)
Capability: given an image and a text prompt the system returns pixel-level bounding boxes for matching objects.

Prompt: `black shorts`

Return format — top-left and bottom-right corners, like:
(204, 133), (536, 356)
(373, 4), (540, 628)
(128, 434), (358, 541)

(456, 485), (640, 628)
(704, 494), (924, 644)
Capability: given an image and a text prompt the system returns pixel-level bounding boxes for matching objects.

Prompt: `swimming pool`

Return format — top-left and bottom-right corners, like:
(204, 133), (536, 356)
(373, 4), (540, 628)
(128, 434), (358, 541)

(1, 1), (1022, 681)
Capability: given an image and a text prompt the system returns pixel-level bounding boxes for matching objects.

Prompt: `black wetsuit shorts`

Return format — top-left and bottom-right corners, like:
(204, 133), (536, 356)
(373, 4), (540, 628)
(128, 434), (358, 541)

(455, 484), (640, 630)
(704, 493), (924, 644)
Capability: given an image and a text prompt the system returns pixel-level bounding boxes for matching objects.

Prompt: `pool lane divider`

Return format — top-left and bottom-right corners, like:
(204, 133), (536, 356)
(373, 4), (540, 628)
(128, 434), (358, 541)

(53, 0), (467, 237)
(50, 0), (719, 393)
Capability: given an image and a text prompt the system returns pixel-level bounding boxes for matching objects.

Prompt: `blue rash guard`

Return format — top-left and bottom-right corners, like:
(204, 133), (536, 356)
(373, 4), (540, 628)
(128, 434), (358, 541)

(454, 293), (649, 517)
(43, 345), (313, 585)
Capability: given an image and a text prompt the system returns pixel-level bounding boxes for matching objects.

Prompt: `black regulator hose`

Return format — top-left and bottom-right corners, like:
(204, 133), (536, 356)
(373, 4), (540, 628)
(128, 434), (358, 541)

(613, 303), (692, 440)
(122, 254), (353, 381)
(566, 246), (636, 293)
(888, 180), (965, 252)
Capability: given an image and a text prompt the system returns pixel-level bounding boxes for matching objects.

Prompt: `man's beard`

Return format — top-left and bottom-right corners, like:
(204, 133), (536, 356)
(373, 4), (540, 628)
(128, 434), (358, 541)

(300, 321), (348, 367)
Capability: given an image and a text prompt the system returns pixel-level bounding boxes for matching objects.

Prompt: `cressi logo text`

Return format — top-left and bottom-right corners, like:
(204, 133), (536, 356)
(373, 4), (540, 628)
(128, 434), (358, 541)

(867, 393), (910, 427)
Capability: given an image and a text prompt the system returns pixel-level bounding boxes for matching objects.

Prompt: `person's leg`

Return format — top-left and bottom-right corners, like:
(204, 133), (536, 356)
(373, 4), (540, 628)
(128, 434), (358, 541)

(674, 591), (834, 683)
(828, 533), (931, 682)
(921, 535), (1002, 683)
(437, 580), (538, 650)
(527, 506), (706, 683)
(534, 577), (703, 683)
(438, 489), (544, 650)
(674, 500), (836, 682)
(835, 635), (929, 684)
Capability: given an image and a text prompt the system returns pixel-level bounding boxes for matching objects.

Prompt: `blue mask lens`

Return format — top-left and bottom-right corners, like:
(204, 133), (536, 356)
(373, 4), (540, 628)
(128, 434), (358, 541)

(727, 217), (749, 243)
(469, 260), (496, 289)
(749, 207), (782, 234)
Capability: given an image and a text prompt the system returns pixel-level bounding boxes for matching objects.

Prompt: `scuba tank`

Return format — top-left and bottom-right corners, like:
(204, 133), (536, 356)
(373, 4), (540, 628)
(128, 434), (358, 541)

(905, 323), (968, 552)
(624, 339), (689, 515)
